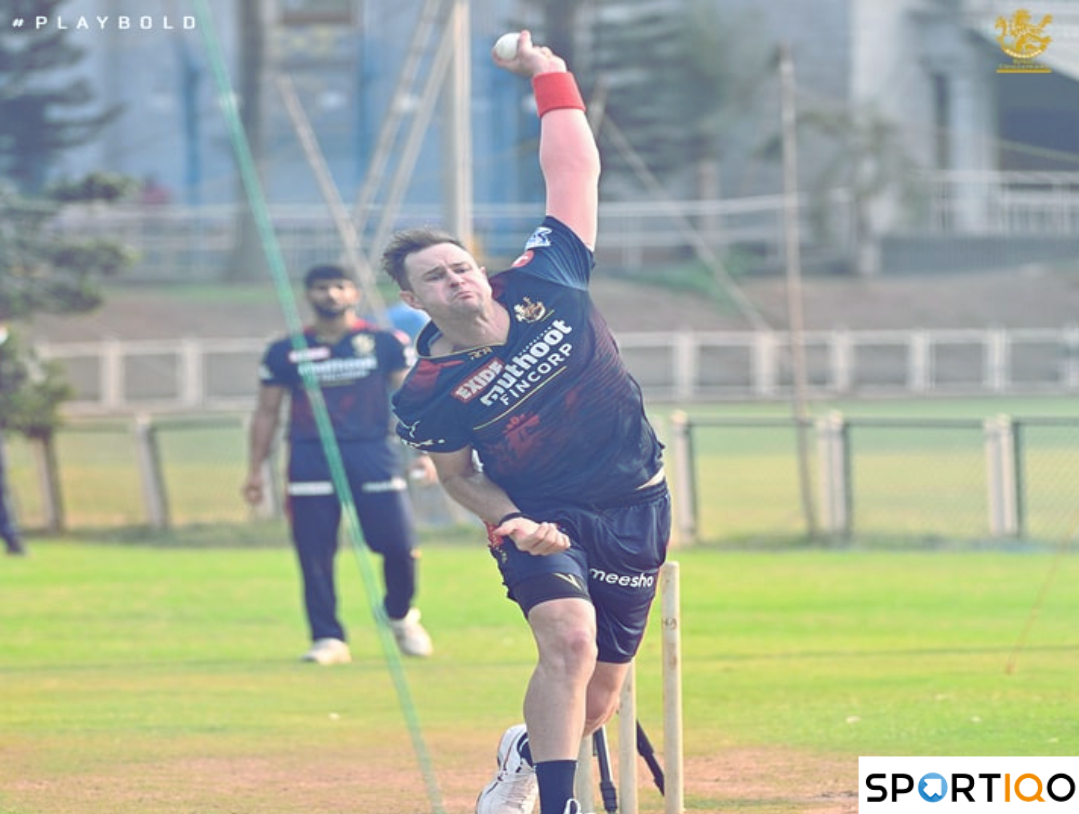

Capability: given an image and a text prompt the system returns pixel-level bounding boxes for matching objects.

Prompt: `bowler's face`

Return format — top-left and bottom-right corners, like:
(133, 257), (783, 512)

(400, 243), (491, 318)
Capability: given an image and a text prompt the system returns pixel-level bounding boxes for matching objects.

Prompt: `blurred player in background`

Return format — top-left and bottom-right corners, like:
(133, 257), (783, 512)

(0, 325), (27, 556)
(242, 264), (433, 664)
(0, 437), (24, 556)
(382, 32), (670, 814)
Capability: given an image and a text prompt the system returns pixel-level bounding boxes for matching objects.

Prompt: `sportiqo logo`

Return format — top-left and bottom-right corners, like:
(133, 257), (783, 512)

(860, 758), (1079, 811)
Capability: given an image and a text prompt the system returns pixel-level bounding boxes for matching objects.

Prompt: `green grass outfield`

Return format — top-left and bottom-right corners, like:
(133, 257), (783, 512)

(2, 533), (1077, 813)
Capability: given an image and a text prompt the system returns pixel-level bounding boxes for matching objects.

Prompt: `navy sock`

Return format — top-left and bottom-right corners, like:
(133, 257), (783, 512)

(535, 760), (577, 814)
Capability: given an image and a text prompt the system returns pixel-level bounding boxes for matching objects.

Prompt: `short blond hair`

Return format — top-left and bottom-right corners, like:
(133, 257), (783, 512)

(380, 227), (466, 291)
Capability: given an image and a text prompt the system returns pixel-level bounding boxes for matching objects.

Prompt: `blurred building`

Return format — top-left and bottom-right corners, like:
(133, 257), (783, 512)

(853, 0), (1079, 176)
(44, 0), (1079, 275)
(60, 0), (531, 209)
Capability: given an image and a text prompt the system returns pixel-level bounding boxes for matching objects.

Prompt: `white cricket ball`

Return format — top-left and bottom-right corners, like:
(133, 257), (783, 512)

(494, 32), (520, 61)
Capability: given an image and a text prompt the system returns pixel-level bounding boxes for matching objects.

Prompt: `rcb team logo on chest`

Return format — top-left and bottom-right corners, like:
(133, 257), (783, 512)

(514, 297), (550, 324)
(351, 334), (376, 356)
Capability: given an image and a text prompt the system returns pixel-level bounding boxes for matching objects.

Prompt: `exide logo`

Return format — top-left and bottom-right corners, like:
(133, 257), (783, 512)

(452, 358), (505, 402)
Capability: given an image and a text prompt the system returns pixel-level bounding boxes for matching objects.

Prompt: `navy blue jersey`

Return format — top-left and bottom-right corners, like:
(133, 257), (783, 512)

(392, 217), (663, 510)
(261, 319), (410, 443)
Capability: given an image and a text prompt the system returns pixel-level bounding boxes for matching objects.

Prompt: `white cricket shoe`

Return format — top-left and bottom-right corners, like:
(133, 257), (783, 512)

(388, 608), (434, 657)
(475, 724), (537, 814)
(300, 637), (352, 665)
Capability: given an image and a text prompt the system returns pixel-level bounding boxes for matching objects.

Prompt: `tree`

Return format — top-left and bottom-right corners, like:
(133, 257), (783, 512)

(0, 328), (71, 438)
(0, 3), (131, 442)
(801, 105), (922, 276)
(758, 101), (923, 276)
(539, 0), (581, 72)
(0, 173), (135, 437)
(0, 0), (118, 193)
(588, 0), (770, 199)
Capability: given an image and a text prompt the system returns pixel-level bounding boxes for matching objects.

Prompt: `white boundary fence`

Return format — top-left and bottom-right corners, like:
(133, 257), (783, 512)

(35, 325), (1079, 414)
(49, 173), (1079, 280)
(51, 196), (833, 283)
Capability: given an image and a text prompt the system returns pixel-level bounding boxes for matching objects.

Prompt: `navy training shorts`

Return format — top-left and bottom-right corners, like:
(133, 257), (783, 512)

(488, 480), (671, 664)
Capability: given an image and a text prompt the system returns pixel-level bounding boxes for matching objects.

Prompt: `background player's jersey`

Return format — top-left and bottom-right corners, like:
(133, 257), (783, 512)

(393, 216), (663, 511)
(261, 319), (409, 443)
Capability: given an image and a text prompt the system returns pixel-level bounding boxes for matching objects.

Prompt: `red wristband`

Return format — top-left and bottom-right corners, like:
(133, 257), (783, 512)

(532, 72), (585, 118)
(485, 522), (504, 548)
